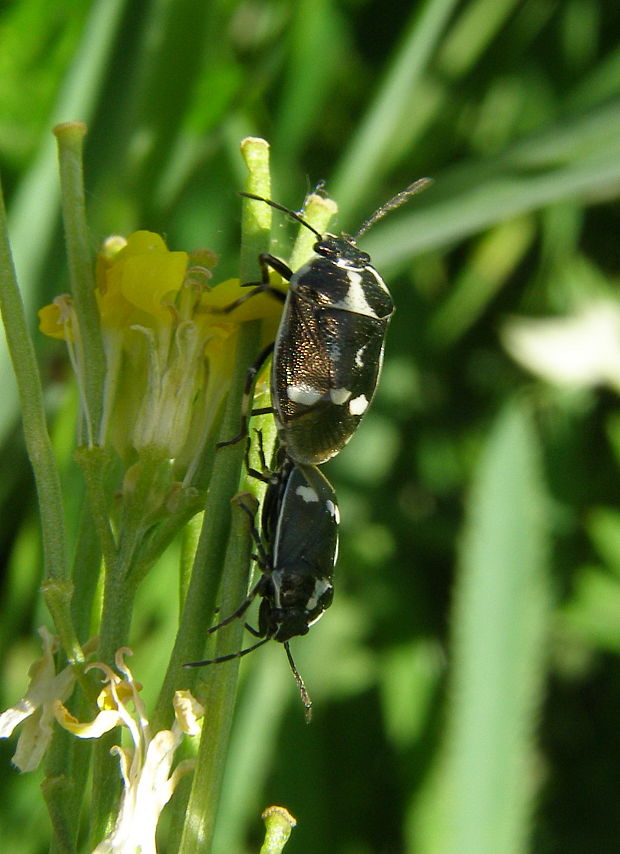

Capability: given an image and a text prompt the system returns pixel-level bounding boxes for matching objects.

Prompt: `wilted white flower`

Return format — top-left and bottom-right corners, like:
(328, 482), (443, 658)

(0, 627), (95, 772)
(53, 648), (202, 854)
(502, 299), (620, 393)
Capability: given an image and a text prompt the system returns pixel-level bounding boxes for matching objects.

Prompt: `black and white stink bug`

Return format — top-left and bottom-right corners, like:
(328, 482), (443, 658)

(219, 178), (432, 465)
(185, 445), (339, 721)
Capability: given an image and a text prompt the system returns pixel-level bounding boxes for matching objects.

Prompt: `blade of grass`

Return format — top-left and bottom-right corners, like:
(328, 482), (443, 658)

(272, 0), (344, 167)
(410, 398), (551, 854)
(363, 99), (620, 269)
(331, 0), (459, 218)
(0, 0), (128, 442)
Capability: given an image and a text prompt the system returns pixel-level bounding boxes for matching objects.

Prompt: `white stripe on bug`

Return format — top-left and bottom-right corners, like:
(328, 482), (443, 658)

(329, 270), (381, 318)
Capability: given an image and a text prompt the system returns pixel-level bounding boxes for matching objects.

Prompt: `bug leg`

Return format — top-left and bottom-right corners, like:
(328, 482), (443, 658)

(209, 254), (290, 316)
(244, 622), (263, 638)
(184, 636), (270, 668)
(243, 429), (281, 485)
(243, 432), (271, 483)
(216, 341), (275, 449)
(203, 581), (260, 634)
(258, 253), (293, 283)
(234, 493), (270, 570)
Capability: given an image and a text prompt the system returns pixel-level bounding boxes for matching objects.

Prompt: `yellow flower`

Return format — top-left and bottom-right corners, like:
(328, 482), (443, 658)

(39, 229), (283, 479)
(37, 295), (77, 341)
(97, 231), (189, 327)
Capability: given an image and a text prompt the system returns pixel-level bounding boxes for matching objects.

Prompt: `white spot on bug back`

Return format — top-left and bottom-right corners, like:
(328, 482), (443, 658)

(296, 485), (319, 503)
(326, 500), (340, 523)
(287, 384), (322, 406)
(349, 394), (369, 415)
(330, 387), (352, 405)
(305, 578), (333, 614)
(354, 344), (368, 368)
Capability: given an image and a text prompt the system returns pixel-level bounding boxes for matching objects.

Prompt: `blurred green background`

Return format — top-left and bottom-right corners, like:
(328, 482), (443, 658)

(2, 0), (620, 852)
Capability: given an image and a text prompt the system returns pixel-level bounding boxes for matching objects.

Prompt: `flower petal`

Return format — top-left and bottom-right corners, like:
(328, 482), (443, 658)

(173, 690), (204, 736)
(202, 277), (284, 323)
(54, 700), (122, 738)
(503, 300), (620, 393)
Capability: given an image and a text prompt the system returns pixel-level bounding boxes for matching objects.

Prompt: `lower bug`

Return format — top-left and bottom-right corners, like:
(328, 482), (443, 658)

(185, 441), (339, 721)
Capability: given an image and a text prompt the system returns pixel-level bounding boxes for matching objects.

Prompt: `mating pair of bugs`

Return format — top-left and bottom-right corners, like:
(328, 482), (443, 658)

(185, 178), (431, 719)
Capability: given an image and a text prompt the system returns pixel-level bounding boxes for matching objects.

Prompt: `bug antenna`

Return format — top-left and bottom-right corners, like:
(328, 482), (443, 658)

(284, 641), (313, 723)
(240, 192), (323, 240)
(353, 177), (433, 241)
(183, 636), (270, 668)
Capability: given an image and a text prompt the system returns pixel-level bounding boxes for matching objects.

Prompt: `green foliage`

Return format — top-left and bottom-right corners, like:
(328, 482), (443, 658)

(1, 0), (620, 852)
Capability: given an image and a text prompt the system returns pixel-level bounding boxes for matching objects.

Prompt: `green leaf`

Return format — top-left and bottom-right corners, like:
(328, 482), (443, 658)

(411, 399), (551, 854)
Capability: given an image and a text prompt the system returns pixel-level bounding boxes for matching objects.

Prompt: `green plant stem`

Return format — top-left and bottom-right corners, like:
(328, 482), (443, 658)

(41, 508), (104, 853)
(90, 452), (178, 842)
(0, 177), (83, 656)
(75, 446), (117, 578)
(179, 493), (257, 854)
(151, 319), (262, 736)
(259, 806), (297, 854)
(180, 513), (203, 608)
(54, 123), (106, 444)
(151, 138), (272, 735)
(70, 502), (104, 642)
(89, 553), (139, 846)
(0, 181), (66, 581)
(89, 450), (183, 840)
(43, 703), (94, 854)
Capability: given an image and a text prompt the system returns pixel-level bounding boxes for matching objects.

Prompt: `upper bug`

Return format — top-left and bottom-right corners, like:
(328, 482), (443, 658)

(219, 178), (432, 465)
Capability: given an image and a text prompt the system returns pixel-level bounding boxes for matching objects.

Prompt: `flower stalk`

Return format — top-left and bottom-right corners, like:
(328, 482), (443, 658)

(0, 130), (337, 853)
(54, 122), (106, 445)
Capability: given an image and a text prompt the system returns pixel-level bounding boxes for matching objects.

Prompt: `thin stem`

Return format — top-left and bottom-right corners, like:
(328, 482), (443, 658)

(88, 455), (179, 842)
(152, 138), (273, 737)
(0, 176), (84, 662)
(179, 494), (258, 854)
(89, 553), (139, 846)
(75, 446), (118, 576)
(151, 320), (263, 733)
(54, 123), (106, 444)
(70, 504), (103, 645)
(259, 806), (297, 854)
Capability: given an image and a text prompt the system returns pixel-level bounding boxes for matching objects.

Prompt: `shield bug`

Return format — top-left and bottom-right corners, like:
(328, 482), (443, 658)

(219, 178), (432, 464)
(185, 442), (339, 721)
